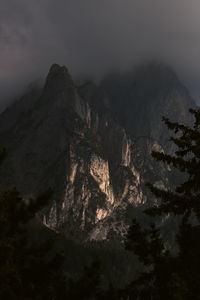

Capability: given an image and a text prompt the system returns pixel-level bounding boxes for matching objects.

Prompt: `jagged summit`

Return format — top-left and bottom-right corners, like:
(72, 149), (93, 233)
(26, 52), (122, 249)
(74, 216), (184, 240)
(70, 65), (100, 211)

(133, 63), (180, 96)
(0, 62), (196, 241)
(44, 63), (74, 96)
(47, 63), (71, 79)
(100, 63), (196, 149)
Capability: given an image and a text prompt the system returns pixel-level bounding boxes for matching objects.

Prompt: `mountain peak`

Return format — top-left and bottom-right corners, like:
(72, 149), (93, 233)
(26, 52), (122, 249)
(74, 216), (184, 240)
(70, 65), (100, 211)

(44, 63), (74, 93)
(134, 61), (179, 86)
(49, 63), (69, 75)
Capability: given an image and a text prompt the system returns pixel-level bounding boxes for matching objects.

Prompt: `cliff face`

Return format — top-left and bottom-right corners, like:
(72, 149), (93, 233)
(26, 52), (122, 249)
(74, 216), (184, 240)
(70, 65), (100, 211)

(100, 63), (196, 151)
(0, 63), (195, 241)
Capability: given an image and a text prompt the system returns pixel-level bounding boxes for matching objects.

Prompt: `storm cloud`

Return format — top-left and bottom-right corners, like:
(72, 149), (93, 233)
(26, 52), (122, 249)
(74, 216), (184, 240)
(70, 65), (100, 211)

(1, 0), (200, 106)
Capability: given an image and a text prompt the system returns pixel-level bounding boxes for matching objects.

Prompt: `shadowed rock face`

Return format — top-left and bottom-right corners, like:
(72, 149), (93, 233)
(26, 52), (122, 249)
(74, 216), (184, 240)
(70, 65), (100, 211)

(0, 63), (195, 241)
(100, 63), (196, 150)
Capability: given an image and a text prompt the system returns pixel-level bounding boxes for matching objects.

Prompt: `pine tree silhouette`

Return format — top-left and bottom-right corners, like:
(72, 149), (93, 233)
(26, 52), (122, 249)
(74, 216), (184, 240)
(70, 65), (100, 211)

(125, 109), (200, 299)
(0, 149), (102, 299)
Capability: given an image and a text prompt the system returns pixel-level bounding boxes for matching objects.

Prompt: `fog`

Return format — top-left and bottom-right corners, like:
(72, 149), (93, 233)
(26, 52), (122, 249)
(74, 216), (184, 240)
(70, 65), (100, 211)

(1, 0), (200, 107)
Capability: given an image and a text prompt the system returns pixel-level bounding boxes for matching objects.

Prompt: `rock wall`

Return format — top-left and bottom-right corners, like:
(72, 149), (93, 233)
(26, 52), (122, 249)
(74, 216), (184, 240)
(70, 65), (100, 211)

(0, 63), (194, 241)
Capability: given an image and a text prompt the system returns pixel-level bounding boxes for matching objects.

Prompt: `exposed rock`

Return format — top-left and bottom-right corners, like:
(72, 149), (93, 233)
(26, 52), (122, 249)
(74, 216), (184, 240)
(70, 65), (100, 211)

(0, 63), (196, 241)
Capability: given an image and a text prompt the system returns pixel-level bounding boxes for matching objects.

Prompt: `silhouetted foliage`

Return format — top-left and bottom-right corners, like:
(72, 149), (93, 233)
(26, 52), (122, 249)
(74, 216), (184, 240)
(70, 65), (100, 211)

(66, 258), (102, 299)
(125, 108), (200, 299)
(0, 149), (102, 299)
(0, 185), (69, 299)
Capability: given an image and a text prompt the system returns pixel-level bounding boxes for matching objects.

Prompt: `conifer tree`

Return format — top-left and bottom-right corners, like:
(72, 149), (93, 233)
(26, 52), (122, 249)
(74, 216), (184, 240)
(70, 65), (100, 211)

(0, 149), (102, 299)
(0, 185), (68, 299)
(125, 108), (200, 299)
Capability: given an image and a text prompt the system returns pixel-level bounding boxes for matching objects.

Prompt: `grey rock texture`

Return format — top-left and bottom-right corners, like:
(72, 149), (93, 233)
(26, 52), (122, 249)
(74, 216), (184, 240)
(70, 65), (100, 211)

(0, 63), (196, 241)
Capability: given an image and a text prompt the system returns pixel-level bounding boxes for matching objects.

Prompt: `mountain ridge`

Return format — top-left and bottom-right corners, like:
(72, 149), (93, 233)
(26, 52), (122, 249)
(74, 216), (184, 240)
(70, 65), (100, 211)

(0, 62), (195, 241)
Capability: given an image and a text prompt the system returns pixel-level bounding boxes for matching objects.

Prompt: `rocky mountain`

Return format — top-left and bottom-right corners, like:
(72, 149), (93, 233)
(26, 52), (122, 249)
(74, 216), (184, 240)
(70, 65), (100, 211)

(0, 63), (196, 241)
(100, 62), (195, 151)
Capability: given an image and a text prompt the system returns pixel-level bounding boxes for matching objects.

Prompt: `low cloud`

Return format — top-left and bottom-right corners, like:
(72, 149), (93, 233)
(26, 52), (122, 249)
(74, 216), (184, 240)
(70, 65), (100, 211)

(1, 0), (200, 106)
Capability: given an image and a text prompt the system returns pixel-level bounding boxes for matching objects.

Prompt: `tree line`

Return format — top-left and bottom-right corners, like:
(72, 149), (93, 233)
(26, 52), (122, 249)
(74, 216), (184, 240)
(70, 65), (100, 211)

(1, 108), (200, 299)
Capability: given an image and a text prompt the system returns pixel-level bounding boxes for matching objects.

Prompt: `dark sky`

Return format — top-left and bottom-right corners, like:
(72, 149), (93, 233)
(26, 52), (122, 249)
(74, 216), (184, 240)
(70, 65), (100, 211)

(1, 0), (200, 106)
